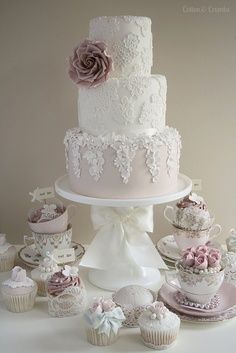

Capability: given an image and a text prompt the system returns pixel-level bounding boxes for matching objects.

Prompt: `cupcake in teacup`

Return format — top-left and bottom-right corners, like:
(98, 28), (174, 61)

(164, 193), (212, 231)
(28, 202), (72, 234)
(173, 245), (224, 304)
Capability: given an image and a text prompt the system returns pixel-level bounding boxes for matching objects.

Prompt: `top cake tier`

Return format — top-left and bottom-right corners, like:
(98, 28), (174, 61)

(89, 16), (153, 77)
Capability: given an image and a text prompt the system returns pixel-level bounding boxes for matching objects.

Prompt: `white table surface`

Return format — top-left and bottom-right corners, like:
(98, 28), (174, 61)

(0, 250), (235, 353)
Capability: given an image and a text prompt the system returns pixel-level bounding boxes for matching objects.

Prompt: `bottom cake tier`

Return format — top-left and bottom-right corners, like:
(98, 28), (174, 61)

(64, 127), (181, 199)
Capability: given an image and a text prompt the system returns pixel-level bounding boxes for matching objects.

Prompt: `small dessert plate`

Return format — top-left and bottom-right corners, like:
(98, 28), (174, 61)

(18, 242), (85, 268)
(157, 235), (181, 261)
(159, 280), (236, 318)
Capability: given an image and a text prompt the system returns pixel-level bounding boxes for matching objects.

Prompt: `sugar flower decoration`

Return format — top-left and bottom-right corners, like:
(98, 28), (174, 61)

(181, 246), (221, 269)
(41, 204), (57, 219)
(147, 301), (168, 320)
(68, 39), (113, 87)
(189, 193), (204, 205)
(62, 265), (79, 277)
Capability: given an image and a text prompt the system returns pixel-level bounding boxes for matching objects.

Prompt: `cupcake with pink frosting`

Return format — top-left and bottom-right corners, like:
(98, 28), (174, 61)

(1, 266), (37, 312)
(46, 265), (87, 317)
(84, 297), (125, 346)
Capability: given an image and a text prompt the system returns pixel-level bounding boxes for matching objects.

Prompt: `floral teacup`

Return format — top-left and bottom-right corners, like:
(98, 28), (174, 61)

(166, 263), (225, 304)
(24, 224), (72, 257)
(172, 223), (222, 252)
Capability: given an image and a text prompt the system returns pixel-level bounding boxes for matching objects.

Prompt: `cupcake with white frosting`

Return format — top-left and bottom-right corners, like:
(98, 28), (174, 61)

(84, 297), (125, 346)
(0, 234), (16, 272)
(31, 255), (59, 296)
(138, 301), (180, 350)
(1, 266), (37, 312)
(47, 265), (87, 317)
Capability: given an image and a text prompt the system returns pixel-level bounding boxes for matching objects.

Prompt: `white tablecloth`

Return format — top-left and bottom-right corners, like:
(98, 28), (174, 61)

(0, 251), (235, 353)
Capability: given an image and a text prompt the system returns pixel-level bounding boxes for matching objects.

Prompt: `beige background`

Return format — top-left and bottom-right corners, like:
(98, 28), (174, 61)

(0, 0), (235, 246)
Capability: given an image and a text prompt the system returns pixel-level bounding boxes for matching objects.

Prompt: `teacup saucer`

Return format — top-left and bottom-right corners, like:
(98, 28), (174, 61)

(159, 279), (236, 318)
(18, 242), (85, 268)
(157, 235), (181, 261)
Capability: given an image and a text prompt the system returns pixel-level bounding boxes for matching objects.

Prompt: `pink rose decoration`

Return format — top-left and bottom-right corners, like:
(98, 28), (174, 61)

(182, 251), (195, 267)
(208, 251), (221, 268)
(91, 298), (116, 314)
(196, 245), (209, 255)
(68, 40), (113, 87)
(194, 254), (208, 270)
(184, 247), (196, 255)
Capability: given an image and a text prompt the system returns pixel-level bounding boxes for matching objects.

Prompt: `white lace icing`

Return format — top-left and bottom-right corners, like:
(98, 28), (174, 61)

(89, 16), (152, 77)
(78, 75), (166, 136)
(64, 127), (181, 184)
(48, 285), (87, 317)
(0, 234), (13, 254)
(3, 266), (35, 288)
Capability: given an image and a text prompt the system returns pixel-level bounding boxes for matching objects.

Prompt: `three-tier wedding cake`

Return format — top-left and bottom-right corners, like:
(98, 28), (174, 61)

(64, 16), (181, 199)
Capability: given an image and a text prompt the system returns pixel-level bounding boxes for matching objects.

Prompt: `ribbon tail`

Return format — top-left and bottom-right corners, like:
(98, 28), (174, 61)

(79, 223), (124, 270)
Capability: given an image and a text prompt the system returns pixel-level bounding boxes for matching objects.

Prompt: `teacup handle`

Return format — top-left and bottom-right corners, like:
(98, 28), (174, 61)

(164, 206), (175, 224)
(165, 270), (181, 291)
(230, 228), (236, 236)
(24, 235), (34, 247)
(209, 224), (222, 240)
(67, 204), (77, 224)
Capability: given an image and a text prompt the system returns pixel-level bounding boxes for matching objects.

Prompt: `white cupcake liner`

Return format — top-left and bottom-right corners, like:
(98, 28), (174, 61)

(140, 328), (178, 350)
(0, 254), (15, 272)
(35, 280), (47, 297)
(2, 286), (37, 313)
(86, 328), (119, 346)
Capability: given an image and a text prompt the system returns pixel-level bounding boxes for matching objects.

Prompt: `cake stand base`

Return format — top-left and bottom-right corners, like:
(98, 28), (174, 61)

(55, 174), (192, 291)
(88, 265), (161, 291)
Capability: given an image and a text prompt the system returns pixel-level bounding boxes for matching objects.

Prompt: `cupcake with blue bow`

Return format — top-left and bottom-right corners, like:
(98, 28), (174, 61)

(84, 297), (125, 346)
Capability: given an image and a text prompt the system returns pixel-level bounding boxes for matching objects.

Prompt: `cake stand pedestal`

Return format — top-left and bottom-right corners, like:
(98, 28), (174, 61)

(55, 174), (192, 291)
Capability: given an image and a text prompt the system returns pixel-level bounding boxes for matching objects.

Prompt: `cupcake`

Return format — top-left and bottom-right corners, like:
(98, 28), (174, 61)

(47, 265), (87, 317)
(138, 301), (180, 350)
(0, 234), (16, 272)
(28, 202), (68, 234)
(112, 285), (157, 327)
(84, 297), (125, 346)
(175, 193), (211, 230)
(31, 255), (59, 296)
(176, 245), (224, 304)
(1, 266), (37, 312)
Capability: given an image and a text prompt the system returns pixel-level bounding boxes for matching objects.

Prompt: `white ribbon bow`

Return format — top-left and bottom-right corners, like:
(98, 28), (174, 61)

(80, 206), (167, 270)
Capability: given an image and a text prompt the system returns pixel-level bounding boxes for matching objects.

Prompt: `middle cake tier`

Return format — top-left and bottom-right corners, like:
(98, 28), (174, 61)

(78, 75), (167, 136)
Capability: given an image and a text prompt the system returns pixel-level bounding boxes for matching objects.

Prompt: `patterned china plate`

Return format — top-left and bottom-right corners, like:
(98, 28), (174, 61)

(18, 242), (85, 268)
(157, 235), (181, 261)
(159, 280), (236, 318)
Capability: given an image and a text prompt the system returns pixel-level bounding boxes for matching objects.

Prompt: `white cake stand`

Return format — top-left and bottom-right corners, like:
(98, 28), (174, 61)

(55, 174), (192, 291)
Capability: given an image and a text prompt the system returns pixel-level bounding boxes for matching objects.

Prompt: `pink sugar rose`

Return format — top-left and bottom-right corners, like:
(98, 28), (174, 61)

(182, 251), (195, 267)
(68, 39), (113, 87)
(196, 245), (209, 256)
(208, 251), (221, 268)
(91, 298), (115, 314)
(194, 253), (208, 269)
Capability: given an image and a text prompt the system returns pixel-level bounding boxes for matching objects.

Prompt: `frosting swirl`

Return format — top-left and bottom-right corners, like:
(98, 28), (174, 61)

(47, 270), (80, 296)
(177, 193), (207, 210)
